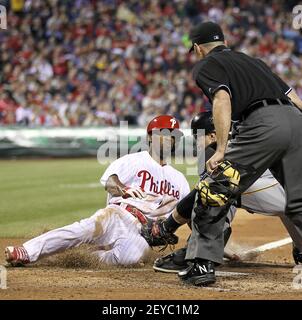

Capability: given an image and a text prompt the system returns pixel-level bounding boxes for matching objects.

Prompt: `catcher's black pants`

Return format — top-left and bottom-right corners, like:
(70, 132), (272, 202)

(186, 104), (302, 264)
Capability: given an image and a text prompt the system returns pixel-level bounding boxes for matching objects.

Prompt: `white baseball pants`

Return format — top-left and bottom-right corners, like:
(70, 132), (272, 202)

(23, 205), (150, 265)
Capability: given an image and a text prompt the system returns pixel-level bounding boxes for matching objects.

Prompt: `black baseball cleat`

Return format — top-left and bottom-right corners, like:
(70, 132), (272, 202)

(293, 246), (302, 264)
(153, 247), (188, 273)
(178, 259), (216, 286)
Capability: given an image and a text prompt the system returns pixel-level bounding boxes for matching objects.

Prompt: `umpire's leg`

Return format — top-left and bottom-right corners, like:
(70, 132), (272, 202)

(186, 104), (302, 264)
(270, 106), (302, 228)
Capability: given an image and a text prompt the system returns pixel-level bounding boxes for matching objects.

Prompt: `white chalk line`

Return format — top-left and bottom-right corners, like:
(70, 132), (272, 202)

(216, 271), (249, 277)
(239, 237), (292, 259)
(83, 269), (247, 292)
(84, 268), (250, 277)
(252, 237), (292, 252)
(200, 286), (232, 292)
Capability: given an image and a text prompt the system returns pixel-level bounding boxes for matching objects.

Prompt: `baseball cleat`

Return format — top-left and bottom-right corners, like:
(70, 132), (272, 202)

(178, 259), (216, 286)
(5, 246), (30, 266)
(153, 247), (188, 273)
(293, 246), (302, 264)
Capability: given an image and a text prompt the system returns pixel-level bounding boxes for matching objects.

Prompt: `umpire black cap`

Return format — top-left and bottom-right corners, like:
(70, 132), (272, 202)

(191, 112), (215, 135)
(189, 21), (225, 52)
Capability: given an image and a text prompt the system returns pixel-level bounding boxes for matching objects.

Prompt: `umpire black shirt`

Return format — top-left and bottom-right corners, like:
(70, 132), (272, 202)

(192, 45), (292, 120)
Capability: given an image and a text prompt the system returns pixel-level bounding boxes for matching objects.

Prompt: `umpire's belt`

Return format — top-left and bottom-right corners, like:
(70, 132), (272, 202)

(117, 203), (148, 225)
(242, 98), (294, 120)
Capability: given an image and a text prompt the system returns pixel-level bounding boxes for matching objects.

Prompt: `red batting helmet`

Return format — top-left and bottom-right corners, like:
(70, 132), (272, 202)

(147, 115), (182, 136)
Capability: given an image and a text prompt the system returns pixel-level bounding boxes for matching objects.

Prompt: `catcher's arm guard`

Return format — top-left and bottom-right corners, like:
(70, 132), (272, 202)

(140, 218), (178, 247)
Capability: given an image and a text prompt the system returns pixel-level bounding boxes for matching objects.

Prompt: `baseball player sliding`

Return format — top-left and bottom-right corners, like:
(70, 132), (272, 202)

(5, 115), (190, 266)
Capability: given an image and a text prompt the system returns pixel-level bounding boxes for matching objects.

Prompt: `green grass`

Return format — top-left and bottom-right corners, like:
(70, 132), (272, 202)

(0, 158), (197, 238)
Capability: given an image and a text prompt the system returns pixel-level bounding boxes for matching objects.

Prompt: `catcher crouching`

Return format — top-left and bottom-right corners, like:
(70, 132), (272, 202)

(142, 111), (302, 286)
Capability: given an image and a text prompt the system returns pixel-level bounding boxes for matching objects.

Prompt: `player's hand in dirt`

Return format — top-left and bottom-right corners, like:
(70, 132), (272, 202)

(122, 186), (146, 199)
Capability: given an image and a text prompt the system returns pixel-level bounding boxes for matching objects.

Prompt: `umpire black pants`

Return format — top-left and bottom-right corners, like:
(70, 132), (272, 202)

(186, 104), (302, 264)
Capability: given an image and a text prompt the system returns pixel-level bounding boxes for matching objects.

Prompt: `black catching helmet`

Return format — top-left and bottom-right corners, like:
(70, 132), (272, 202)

(191, 112), (215, 135)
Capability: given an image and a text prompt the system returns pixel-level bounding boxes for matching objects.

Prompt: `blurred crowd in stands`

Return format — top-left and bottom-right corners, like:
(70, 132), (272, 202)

(0, 0), (301, 127)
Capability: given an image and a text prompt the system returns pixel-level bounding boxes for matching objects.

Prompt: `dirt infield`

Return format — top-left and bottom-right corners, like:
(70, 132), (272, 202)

(1, 209), (302, 300)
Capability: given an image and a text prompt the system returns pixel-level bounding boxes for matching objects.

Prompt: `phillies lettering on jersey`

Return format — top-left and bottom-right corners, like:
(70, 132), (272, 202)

(138, 170), (180, 200)
(100, 151), (190, 217)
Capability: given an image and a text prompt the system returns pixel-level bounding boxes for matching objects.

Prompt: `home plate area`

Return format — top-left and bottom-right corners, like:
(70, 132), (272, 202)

(1, 210), (302, 299)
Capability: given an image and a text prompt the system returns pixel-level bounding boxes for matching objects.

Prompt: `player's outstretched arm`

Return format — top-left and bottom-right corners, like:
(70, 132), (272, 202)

(105, 174), (126, 196)
(105, 174), (146, 199)
(288, 89), (302, 110)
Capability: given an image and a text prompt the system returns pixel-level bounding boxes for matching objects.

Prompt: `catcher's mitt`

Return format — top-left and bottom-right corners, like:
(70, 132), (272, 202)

(140, 218), (178, 248)
(196, 160), (240, 207)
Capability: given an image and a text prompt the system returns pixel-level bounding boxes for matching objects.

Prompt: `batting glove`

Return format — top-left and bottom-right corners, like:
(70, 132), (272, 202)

(122, 186), (146, 199)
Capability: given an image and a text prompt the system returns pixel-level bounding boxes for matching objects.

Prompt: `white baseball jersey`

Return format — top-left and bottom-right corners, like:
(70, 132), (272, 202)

(23, 151), (190, 266)
(100, 151), (190, 218)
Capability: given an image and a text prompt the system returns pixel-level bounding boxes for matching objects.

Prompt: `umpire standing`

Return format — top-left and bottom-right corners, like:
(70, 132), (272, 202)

(180, 21), (302, 286)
